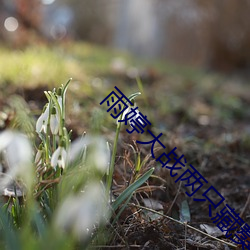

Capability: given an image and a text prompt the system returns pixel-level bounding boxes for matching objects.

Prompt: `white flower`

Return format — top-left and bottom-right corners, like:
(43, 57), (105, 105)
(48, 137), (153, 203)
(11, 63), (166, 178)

(0, 130), (33, 190)
(36, 104), (50, 134)
(35, 149), (42, 164)
(67, 136), (87, 163)
(50, 106), (60, 135)
(117, 103), (139, 125)
(54, 182), (109, 240)
(56, 87), (63, 112)
(35, 144), (43, 164)
(67, 135), (110, 173)
(51, 145), (67, 169)
(57, 95), (63, 112)
(92, 138), (110, 173)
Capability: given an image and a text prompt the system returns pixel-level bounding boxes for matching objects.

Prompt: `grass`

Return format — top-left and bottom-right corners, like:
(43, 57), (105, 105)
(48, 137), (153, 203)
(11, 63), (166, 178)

(0, 42), (131, 87)
(0, 41), (209, 87)
(0, 45), (70, 86)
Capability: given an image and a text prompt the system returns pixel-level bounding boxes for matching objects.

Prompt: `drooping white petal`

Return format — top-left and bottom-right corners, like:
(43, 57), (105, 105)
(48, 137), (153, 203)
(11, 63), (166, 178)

(67, 136), (88, 163)
(0, 130), (14, 151)
(36, 104), (50, 133)
(116, 103), (138, 125)
(0, 130), (33, 190)
(35, 149), (43, 164)
(44, 103), (50, 117)
(51, 146), (61, 168)
(51, 146), (67, 169)
(67, 136), (110, 173)
(36, 113), (44, 133)
(129, 106), (140, 126)
(5, 133), (32, 171)
(54, 182), (109, 240)
(92, 138), (110, 173)
(58, 148), (67, 169)
(57, 96), (63, 112)
(42, 121), (48, 133)
(50, 113), (59, 135)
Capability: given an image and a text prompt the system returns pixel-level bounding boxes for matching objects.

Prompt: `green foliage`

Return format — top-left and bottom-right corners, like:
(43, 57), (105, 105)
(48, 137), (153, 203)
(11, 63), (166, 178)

(112, 167), (154, 212)
(106, 91), (141, 194)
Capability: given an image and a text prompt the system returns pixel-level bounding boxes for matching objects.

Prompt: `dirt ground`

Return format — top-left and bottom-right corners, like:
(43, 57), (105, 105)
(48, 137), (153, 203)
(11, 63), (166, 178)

(1, 66), (250, 250)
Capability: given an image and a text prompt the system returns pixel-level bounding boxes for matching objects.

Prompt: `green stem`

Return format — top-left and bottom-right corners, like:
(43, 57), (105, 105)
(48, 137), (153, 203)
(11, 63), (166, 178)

(106, 122), (121, 197)
(52, 134), (56, 152)
(45, 98), (53, 164)
(105, 90), (141, 199)
(62, 78), (71, 127)
(49, 93), (62, 134)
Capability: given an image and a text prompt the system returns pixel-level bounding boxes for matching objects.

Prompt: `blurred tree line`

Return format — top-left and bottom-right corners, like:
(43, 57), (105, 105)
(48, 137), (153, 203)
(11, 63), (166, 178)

(1, 0), (250, 72)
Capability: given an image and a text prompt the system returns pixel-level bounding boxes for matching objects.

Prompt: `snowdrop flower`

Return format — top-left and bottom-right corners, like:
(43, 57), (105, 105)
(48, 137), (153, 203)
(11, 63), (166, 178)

(57, 87), (63, 111)
(51, 143), (67, 169)
(92, 137), (110, 173)
(117, 102), (139, 125)
(36, 103), (50, 134)
(35, 144), (43, 164)
(54, 182), (109, 240)
(0, 130), (33, 190)
(67, 135), (110, 173)
(50, 106), (60, 135)
(67, 136), (88, 164)
(57, 95), (63, 112)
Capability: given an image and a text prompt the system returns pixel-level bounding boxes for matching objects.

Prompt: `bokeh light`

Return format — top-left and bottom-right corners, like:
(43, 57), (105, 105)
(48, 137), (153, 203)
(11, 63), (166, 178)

(41, 0), (55, 5)
(50, 24), (67, 40)
(4, 17), (19, 32)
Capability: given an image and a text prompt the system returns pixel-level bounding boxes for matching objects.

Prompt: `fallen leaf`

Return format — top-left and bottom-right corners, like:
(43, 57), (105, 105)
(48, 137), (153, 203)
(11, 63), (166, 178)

(200, 224), (224, 237)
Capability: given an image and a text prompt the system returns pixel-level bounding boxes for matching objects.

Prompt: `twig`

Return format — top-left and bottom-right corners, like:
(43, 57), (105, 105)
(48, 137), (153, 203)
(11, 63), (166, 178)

(34, 180), (59, 198)
(129, 203), (237, 249)
(89, 245), (141, 248)
(184, 221), (187, 250)
(240, 191), (250, 219)
(166, 181), (182, 215)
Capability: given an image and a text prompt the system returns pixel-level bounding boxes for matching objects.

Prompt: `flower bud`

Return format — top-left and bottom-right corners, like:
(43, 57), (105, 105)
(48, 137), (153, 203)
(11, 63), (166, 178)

(50, 106), (59, 135)
(36, 103), (49, 134)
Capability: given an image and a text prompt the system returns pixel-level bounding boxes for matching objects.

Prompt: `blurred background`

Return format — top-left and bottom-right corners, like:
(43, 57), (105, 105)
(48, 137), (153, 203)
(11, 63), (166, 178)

(1, 0), (250, 72)
(0, 1), (250, 248)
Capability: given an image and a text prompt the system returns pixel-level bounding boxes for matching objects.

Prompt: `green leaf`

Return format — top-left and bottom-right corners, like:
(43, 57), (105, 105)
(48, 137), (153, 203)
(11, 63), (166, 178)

(127, 92), (141, 102)
(112, 167), (154, 211)
(62, 78), (72, 98)
(179, 200), (191, 222)
(135, 152), (141, 173)
(0, 208), (21, 250)
(112, 192), (133, 225)
(32, 208), (46, 237)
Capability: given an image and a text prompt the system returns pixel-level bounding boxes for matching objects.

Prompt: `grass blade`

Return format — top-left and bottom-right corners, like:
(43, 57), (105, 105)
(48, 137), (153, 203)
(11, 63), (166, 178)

(112, 167), (154, 211)
(0, 208), (21, 250)
(127, 92), (141, 102)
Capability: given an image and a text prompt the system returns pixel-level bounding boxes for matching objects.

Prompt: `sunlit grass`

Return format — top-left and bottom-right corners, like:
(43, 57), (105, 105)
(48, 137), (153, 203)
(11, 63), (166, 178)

(0, 42), (131, 87)
(0, 41), (208, 88)
(0, 44), (84, 86)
